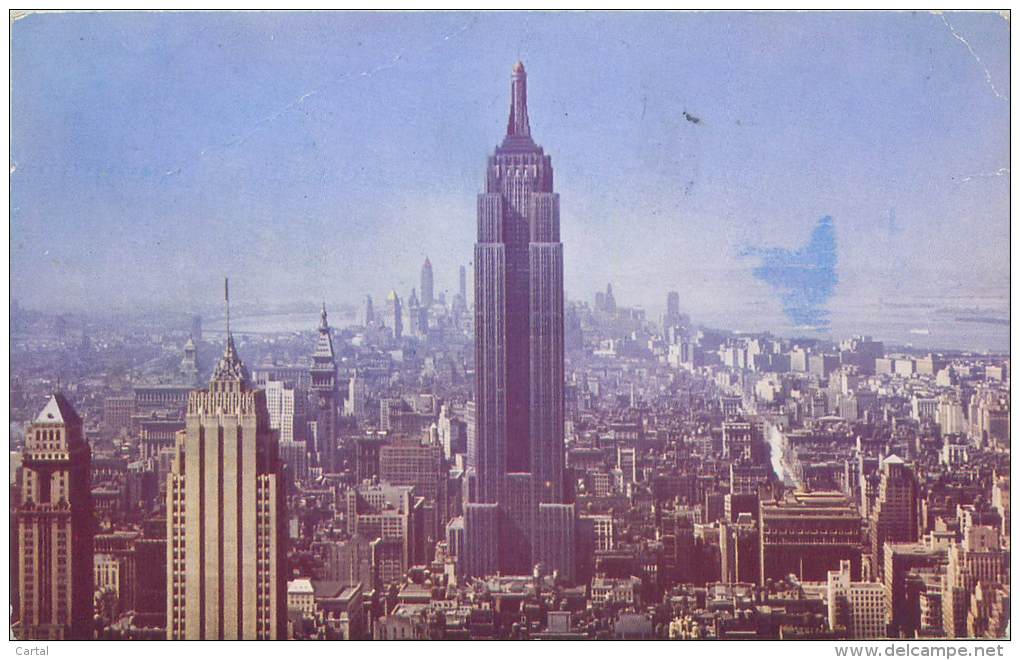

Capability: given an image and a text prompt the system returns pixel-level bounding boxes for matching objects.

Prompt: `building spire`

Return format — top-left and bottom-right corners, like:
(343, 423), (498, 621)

(313, 302), (336, 362)
(224, 277), (230, 336)
(223, 276), (236, 358)
(506, 61), (531, 138)
(212, 276), (249, 384)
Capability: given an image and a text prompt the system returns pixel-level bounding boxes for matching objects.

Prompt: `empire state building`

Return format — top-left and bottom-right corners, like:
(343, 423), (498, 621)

(466, 62), (573, 578)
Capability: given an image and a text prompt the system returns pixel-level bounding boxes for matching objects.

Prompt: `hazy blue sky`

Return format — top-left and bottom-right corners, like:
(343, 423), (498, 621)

(11, 11), (1009, 335)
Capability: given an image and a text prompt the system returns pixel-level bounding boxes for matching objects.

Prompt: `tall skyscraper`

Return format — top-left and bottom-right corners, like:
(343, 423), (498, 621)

(364, 294), (375, 327)
(166, 281), (286, 639)
(666, 290), (680, 318)
(468, 61), (567, 576)
(407, 288), (427, 337)
(386, 290), (402, 340)
(265, 380), (305, 445)
(345, 370), (367, 420)
(190, 314), (203, 343)
(15, 394), (93, 640)
(883, 540), (946, 637)
(180, 335), (200, 386)
(420, 256), (434, 308)
(380, 436), (447, 559)
(663, 290), (688, 332)
(604, 283), (616, 313)
(310, 304), (339, 472)
(869, 455), (920, 580)
(942, 525), (1008, 638)
(453, 263), (469, 325)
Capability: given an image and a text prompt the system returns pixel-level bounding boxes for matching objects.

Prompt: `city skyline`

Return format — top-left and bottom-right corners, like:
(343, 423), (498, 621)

(10, 11), (1009, 348)
(7, 10), (1013, 645)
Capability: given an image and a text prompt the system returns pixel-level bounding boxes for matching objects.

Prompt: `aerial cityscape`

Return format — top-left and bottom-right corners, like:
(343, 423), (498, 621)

(9, 11), (1010, 644)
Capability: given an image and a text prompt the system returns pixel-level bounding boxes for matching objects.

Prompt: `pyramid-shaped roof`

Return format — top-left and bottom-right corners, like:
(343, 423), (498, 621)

(314, 328), (335, 361)
(34, 393), (81, 426)
(211, 333), (250, 384)
(313, 305), (336, 363)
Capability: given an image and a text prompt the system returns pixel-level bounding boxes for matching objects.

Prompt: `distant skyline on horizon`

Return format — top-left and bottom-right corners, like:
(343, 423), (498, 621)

(11, 11), (1009, 340)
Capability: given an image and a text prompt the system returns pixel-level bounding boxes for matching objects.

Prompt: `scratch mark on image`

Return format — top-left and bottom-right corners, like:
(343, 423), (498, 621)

(938, 13), (1009, 102)
(219, 89), (320, 152)
(956, 167), (1010, 185)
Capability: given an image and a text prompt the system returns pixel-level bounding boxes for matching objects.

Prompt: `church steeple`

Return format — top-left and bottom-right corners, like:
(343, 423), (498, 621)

(506, 61), (531, 138)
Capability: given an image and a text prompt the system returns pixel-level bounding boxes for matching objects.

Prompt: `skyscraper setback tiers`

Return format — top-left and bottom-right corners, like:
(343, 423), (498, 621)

(467, 61), (569, 576)
(166, 290), (287, 640)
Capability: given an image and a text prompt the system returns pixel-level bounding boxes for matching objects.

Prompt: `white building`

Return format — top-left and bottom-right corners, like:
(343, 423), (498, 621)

(265, 380), (303, 444)
(94, 553), (121, 599)
(287, 578), (315, 618)
(591, 576), (641, 607)
(911, 395), (938, 422)
(827, 559), (887, 639)
(345, 372), (367, 419)
(937, 397), (966, 436)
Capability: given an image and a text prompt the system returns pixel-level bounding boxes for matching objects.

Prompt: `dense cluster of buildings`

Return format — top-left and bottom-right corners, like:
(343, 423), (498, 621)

(9, 63), (1010, 641)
